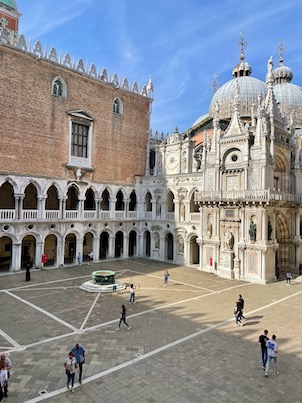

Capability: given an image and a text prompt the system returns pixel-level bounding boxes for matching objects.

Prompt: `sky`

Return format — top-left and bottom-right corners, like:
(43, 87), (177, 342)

(16, 0), (302, 135)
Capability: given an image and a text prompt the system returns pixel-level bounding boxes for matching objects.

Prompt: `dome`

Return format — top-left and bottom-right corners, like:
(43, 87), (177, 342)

(273, 83), (302, 128)
(273, 57), (302, 128)
(192, 113), (209, 127)
(209, 76), (267, 120)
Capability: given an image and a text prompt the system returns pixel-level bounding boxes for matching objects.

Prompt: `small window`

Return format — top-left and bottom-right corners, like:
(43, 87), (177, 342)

(112, 97), (123, 115)
(52, 76), (67, 97)
(68, 110), (93, 168)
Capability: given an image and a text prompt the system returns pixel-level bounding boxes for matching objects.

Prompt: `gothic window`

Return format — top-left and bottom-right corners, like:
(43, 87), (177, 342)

(112, 97), (123, 115)
(52, 77), (67, 97)
(68, 110), (93, 168)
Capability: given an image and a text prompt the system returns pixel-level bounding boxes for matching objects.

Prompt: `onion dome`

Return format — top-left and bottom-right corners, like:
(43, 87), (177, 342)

(209, 53), (267, 120)
(273, 56), (302, 128)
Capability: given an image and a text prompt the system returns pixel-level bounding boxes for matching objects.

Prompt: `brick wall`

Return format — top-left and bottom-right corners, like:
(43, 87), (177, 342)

(0, 45), (150, 185)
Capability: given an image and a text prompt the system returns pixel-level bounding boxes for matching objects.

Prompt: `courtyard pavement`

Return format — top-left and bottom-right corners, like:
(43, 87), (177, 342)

(0, 258), (302, 403)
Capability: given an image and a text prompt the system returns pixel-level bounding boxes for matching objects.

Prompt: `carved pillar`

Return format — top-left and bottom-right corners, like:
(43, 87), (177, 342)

(159, 235), (165, 260)
(76, 237), (83, 264)
(59, 197), (66, 220)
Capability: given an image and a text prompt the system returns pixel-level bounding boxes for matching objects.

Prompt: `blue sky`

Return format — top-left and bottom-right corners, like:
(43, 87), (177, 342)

(17, 0), (302, 135)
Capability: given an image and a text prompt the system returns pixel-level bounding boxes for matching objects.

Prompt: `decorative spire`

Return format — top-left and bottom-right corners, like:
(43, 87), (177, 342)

(277, 38), (286, 66)
(232, 33), (251, 77)
(211, 74), (219, 93)
(237, 32), (248, 60)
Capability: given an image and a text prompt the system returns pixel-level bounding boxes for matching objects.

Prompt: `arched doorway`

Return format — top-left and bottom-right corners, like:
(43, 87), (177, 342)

(0, 236), (12, 271)
(144, 231), (151, 257)
(21, 235), (36, 268)
(166, 233), (174, 260)
(83, 232), (93, 262)
(44, 234), (57, 266)
(64, 233), (76, 264)
(128, 230), (137, 257)
(190, 235), (200, 265)
(115, 231), (124, 258)
(100, 232), (109, 259)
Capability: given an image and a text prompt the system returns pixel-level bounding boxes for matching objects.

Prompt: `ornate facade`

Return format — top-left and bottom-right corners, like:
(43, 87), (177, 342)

(1, 3), (302, 283)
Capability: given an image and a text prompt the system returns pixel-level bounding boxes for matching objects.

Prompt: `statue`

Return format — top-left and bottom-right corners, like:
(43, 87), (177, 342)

(154, 233), (159, 249)
(224, 227), (234, 251)
(249, 220), (257, 242)
(207, 221), (213, 238)
(156, 200), (161, 216)
(76, 168), (82, 181)
(178, 236), (184, 253)
(267, 56), (273, 74)
(180, 201), (185, 221)
(268, 220), (273, 240)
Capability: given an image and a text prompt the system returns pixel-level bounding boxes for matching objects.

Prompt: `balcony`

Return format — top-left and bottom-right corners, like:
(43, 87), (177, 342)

(65, 210), (78, 220)
(22, 210), (38, 220)
(45, 210), (60, 220)
(195, 189), (302, 204)
(0, 209), (15, 221)
(83, 211), (96, 219)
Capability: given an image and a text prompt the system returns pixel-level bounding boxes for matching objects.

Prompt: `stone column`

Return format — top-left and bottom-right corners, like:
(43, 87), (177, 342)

(108, 235), (114, 259)
(35, 241), (44, 269)
(123, 234), (129, 258)
(11, 242), (22, 271)
(93, 235), (100, 263)
(19, 195), (24, 220)
(59, 197), (66, 220)
(78, 198), (84, 220)
(110, 198), (116, 219)
(159, 235), (165, 260)
(38, 196), (46, 220)
(76, 237), (83, 264)
(151, 200), (157, 220)
(56, 238), (64, 266)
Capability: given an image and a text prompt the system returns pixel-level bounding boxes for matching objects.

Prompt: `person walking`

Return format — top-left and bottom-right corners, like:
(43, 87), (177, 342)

(234, 301), (243, 326)
(0, 360), (8, 402)
(264, 334), (279, 377)
(64, 351), (78, 392)
(238, 294), (245, 319)
(259, 329), (269, 369)
(129, 284), (135, 303)
(286, 271), (292, 285)
(88, 251), (94, 265)
(0, 353), (11, 398)
(164, 270), (170, 287)
(72, 343), (85, 384)
(25, 262), (31, 281)
(116, 304), (131, 331)
(77, 253), (82, 266)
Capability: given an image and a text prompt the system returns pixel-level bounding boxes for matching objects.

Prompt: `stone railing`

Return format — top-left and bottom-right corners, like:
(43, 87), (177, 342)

(195, 189), (302, 203)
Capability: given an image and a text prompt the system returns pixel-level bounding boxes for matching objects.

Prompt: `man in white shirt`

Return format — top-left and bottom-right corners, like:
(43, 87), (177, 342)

(0, 353), (11, 397)
(264, 334), (278, 377)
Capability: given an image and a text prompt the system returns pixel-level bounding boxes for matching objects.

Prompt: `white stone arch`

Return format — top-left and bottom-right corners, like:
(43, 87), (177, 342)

(187, 186), (200, 200)
(63, 229), (81, 240)
(21, 230), (42, 243)
(42, 230), (63, 244)
(51, 76), (67, 98)
(63, 182), (80, 197)
(20, 179), (42, 196)
(221, 145), (244, 167)
(99, 186), (113, 199)
(112, 97), (123, 115)
(43, 181), (63, 198)
(100, 228), (114, 237)
(0, 232), (18, 243)
(0, 176), (18, 193)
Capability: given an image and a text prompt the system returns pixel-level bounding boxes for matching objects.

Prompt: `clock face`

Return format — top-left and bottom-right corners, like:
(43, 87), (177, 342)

(166, 152), (179, 170)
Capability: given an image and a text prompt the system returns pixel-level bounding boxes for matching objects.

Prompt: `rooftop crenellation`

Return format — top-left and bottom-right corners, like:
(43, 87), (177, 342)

(0, 16), (154, 99)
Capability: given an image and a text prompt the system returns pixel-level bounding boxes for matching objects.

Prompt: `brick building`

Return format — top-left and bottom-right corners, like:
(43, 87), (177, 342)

(1, 2), (302, 283)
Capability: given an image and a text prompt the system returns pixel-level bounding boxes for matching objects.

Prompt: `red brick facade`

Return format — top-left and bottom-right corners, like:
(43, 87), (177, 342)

(0, 45), (150, 185)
